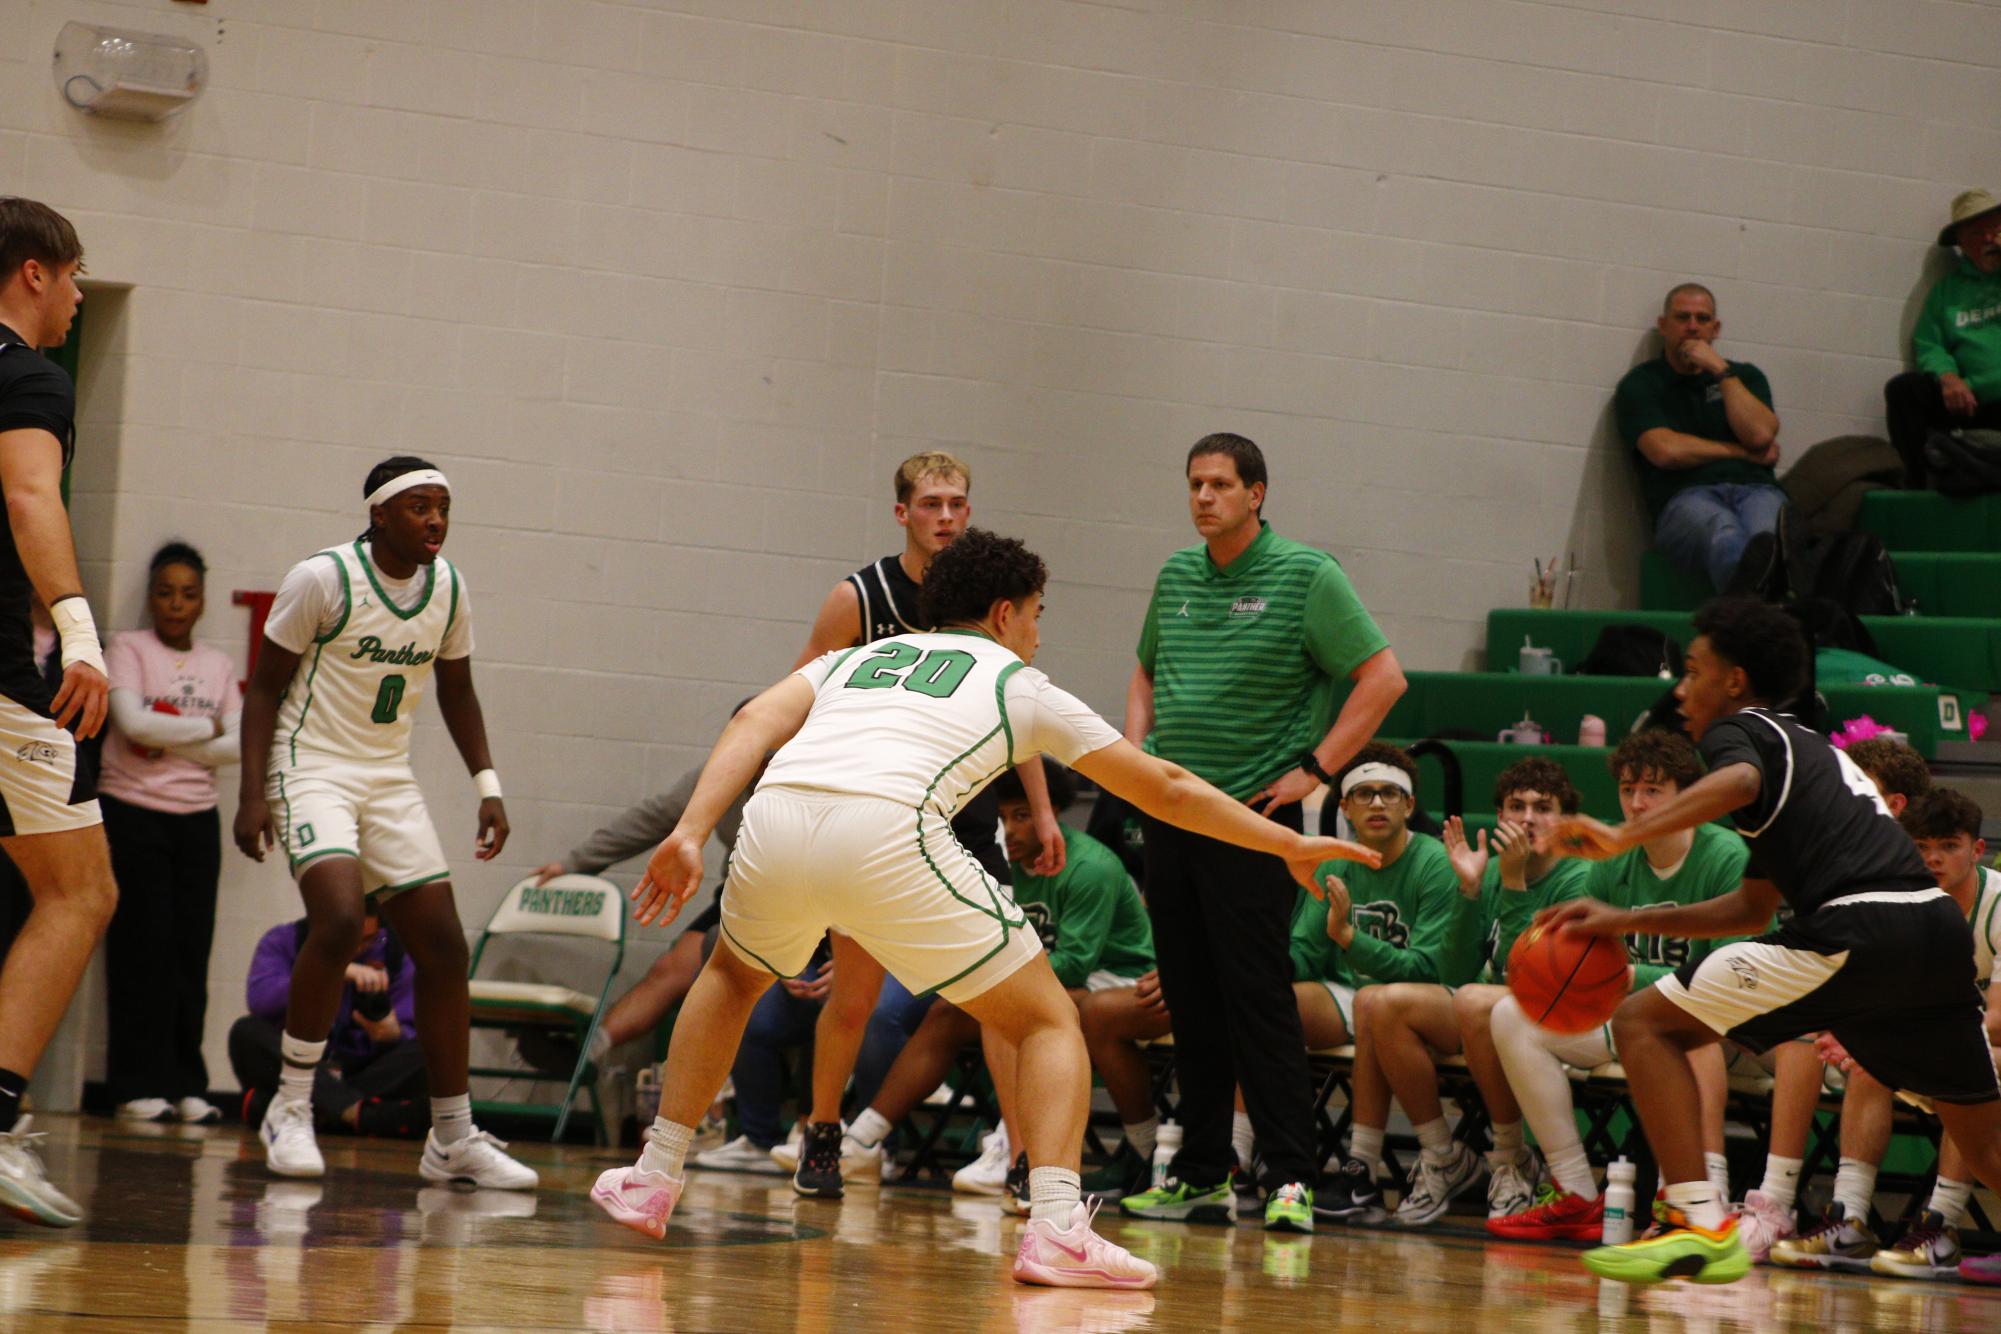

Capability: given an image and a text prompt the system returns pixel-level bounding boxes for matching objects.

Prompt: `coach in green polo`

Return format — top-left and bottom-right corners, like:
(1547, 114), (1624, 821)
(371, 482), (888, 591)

(1118, 433), (1406, 1233)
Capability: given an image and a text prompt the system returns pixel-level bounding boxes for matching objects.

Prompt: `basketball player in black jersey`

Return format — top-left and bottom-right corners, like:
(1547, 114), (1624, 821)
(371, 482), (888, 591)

(785, 451), (1065, 1197)
(0, 200), (117, 1228)
(1537, 597), (2001, 1285)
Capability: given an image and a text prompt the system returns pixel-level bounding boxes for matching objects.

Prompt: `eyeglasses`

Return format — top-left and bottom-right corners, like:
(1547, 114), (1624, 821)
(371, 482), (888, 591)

(1343, 785), (1406, 807)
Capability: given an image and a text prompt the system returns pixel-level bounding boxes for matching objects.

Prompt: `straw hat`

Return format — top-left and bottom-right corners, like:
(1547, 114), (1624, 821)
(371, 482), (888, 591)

(1938, 188), (2001, 247)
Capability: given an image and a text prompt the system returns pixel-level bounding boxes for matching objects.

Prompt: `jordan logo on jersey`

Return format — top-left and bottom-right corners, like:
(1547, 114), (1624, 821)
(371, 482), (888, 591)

(349, 635), (435, 667)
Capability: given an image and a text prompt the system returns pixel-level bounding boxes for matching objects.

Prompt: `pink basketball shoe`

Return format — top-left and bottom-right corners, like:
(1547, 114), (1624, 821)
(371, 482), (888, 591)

(1013, 1199), (1159, 1290)
(591, 1165), (683, 1239)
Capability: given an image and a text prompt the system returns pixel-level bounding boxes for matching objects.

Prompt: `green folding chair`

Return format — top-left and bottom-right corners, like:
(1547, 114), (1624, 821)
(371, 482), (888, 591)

(466, 873), (625, 1143)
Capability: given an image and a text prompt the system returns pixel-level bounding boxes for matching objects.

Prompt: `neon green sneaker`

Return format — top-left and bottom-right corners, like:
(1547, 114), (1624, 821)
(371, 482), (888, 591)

(1263, 1181), (1313, 1233)
(1117, 1175), (1236, 1225)
(1583, 1209), (1752, 1285)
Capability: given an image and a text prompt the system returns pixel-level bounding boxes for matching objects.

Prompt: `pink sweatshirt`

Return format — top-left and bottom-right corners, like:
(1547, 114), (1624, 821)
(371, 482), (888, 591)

(99, 629), (241, 814)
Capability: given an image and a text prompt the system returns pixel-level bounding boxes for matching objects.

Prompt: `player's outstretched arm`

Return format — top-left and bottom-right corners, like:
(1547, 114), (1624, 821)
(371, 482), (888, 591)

(435, 656), (508, 859)
(1541, 762), (1760, 862)
(234, 640), (301, 861)
(1070, 738), (1380, 892)
(632, 675), (815, 927)
(1541, 877), (1779, 943)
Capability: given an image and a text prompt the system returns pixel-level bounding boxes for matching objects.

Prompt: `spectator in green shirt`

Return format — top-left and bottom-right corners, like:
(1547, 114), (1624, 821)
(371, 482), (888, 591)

(1885, 189), (2001, 487)
(1323, 758), (1588, 1230)
(1487, 731), (1749, 1241)
(1614, 283), (1785, 591)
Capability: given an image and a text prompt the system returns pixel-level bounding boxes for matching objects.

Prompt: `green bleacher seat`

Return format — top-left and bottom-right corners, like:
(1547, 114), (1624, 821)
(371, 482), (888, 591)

(1360, 670), (1948, 756)
(1890, 553), (2001, 619)
(1384, 736), (1619, 820)
(1489, 608), (2001, 695)
(1638, 549), (1710, 611)
(1858, 491), (2001, 552)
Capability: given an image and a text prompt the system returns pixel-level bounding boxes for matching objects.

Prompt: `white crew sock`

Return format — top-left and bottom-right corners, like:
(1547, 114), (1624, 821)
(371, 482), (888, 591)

(1928, 1177), (1973, 1227)
(1664, 1179), (1726, 1231)
(1350, 1125), (1385, 1173)
(277, 1034), (325, 1104)
(1545, 1142), (1599, 1201)
(1488, 1119), (1525, 1166)
(1758, 1154), (1802, 1212)
(1832, 1158), (1877, 1222)
(1704, 1151), (1730, 1201)
(1414, 1117), (1453, 1164)
(1028, 1165), (1082, 1223)
(1122, 1117), (1158, 1161)
(1230, 1111), (1255, 1170)
(849, 1108), (893, 1148)
(640, 1118), (694, 1179)
(430, 1093), (473, 1146)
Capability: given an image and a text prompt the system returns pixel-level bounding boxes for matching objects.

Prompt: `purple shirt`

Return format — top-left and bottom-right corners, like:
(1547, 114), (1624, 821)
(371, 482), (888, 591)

(245, 921), (417, 1065)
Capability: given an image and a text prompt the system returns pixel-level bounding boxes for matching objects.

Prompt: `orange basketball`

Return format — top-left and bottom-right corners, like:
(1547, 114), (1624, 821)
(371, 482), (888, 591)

(1506, 923), (1631, 1035)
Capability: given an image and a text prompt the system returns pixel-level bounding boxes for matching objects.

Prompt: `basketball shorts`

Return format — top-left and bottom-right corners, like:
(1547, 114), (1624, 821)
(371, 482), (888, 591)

(719, 787), (1043, 1006)
(1658, 888), (1999, 1105)
(269, 758), (449, 900)
(1318, 980), (1358, 1037)
(1085, 970), (1140, 994)
(0, 694), (100, 836)
(1534, 1020), (1617, 1070)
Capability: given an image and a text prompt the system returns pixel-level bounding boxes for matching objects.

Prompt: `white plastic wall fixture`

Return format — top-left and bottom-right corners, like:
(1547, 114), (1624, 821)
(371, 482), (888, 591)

(52, 21), (207, 122)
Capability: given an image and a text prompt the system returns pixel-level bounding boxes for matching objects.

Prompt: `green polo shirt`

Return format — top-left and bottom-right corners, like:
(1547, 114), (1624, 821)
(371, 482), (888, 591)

(1137, 522), (1386, 801)
(1614, 357), (1776, 519)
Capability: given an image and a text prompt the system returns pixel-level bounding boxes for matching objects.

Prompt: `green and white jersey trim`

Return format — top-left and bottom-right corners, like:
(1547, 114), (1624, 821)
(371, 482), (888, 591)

(272, 541), (460, 769)
(1972, 866), (2001, 989)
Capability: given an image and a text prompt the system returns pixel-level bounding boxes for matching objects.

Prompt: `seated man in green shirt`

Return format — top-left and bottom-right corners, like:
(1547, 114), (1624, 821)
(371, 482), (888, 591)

(1885, 190), (2001, 487)
(839, 761), (1156, 1205)
(1615, 282), (1784, 592)
(1488, 731), (1749, 1241)
(1323, 758), (1590, 1228)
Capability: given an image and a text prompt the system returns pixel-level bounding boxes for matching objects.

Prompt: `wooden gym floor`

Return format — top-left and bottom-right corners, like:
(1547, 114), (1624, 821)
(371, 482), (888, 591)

(3, 1117), (1999, 1332)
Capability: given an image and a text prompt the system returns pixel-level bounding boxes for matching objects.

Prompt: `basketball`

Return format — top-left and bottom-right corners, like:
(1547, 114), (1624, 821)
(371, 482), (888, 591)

(1507, 923), (1632, 1035)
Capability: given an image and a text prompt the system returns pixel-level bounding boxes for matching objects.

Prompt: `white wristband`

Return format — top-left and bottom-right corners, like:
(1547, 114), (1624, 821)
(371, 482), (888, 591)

(49, 596), (105, 675)
(473, 768), (503, 801)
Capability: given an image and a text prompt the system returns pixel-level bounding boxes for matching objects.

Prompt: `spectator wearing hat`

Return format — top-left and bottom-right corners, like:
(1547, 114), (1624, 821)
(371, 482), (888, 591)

(1885, 189), (2001, 487)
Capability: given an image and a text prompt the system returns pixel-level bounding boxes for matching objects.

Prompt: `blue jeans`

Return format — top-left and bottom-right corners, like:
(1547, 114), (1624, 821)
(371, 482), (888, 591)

(1654, 482), (1787, 591)
(850, 974), (939, 1115)
(731, 981), (822, 1148)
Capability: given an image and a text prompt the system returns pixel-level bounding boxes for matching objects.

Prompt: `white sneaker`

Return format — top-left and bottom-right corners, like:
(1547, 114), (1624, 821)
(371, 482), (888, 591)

(420, 1128), (538, 1190)
(177, 1096), (224, 1125)
(1393, 1141), (1484, 1227)
(922, 1081), (957, 1106)
(1485, 1149), (1542, 1219)
(953, 1125), (1013, 1195)
(115, 1098), (176, 1122)
(1013, 1199), (1159, 1289)
(260, 1097), (325, 1179)
(769, 1122), (807, 1172)
(0, 1118), (84, 1227)
(696, 1134), (788, 1175)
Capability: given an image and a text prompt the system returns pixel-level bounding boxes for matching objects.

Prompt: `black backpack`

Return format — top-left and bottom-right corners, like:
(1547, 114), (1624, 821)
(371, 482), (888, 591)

(1795, 530), (1904, 618)
(1574, 624), (1680, 678)
(1924, 428), (2001, 497)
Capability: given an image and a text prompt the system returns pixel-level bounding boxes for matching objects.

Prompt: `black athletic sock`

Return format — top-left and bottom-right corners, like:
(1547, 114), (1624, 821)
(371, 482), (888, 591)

(0, 1067), (27, 1133)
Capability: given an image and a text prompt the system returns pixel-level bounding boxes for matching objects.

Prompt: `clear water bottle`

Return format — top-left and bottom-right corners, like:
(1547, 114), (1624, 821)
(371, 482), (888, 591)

(1151, 1120), (1182, 1189)
(1601, 1157), (1637, 1245)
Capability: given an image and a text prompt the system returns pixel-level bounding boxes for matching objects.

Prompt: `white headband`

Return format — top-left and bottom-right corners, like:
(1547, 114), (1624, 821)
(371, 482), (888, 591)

(1340, 762), (1414, 799)
(366, 469), (450, 511)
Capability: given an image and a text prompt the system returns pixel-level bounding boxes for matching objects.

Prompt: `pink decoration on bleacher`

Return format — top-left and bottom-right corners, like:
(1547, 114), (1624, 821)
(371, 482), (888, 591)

(1829, 716), (1891, 749)
(1971, 714), (1989, 742)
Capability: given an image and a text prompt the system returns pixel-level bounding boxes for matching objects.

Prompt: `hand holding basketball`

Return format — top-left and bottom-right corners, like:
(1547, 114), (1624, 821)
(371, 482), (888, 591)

(1507, 920), (1632, 1035)
(1535, 896), (1628, 939)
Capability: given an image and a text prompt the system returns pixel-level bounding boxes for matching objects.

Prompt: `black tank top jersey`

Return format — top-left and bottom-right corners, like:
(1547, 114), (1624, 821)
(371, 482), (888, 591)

(1697, 707), (1933, 914)
(0, 327), (77, 717)
(846, 552), (1006, 880)
(848, 555), (925, 643)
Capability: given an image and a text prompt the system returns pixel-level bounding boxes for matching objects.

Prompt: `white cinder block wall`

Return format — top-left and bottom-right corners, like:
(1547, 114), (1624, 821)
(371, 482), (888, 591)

(2, 0), (1991, 1099)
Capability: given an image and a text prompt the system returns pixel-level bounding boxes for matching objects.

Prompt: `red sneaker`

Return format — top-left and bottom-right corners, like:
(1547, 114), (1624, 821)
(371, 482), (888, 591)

(1486, 1187), (1606, 1241)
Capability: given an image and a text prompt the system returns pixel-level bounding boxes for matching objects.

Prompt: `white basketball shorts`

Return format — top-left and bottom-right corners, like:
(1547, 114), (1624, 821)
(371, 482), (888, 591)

(270, 756), (449, 899)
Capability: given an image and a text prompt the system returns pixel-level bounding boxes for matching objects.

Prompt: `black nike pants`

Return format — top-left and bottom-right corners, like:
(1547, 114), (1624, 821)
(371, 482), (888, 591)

(1142, 803), (1316, 1191)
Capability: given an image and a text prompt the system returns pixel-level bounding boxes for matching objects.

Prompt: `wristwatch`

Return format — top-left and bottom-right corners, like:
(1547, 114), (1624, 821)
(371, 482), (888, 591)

(1297, 751), (1333, 784)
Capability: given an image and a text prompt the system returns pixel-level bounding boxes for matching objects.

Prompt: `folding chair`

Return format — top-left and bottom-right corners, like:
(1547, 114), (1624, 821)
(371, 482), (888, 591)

(466, 873), (625, 1143)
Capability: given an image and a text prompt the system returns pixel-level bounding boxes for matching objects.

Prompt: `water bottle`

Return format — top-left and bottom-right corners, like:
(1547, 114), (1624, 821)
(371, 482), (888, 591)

(1602, 1157), (1637, 1245)
(1151, 1121), (1182, 1189)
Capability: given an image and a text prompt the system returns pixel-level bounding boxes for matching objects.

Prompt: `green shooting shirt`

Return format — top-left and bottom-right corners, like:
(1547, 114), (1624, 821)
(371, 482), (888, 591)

(1288, 832), (1485, 989)
(1009, 826), (1154, 989)
(1481, 857), (1593, 984)
(1584, 822), (1754, 991)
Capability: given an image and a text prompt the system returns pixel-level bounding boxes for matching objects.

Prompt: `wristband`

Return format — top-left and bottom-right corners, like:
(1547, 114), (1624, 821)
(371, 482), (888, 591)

(49, 596), (106, 675)
(473, 768), (503, 801)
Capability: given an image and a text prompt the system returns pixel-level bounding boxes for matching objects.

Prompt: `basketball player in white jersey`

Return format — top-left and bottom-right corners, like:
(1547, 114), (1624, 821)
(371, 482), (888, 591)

(235, 456), (534, 1190)
(592, 529), (1380, 1289)
(783, 451), (1066, 1197)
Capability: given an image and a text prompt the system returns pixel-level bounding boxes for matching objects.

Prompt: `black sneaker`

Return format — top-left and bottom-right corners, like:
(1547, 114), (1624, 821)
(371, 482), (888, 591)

(1313, 1156), (1385, 1224)
(1724, 531), (1780, 600)
(793, 1120), (845, 1199)
(1081, 1141), (1151, 1202)
(1003, 1151), (1030, 1216)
